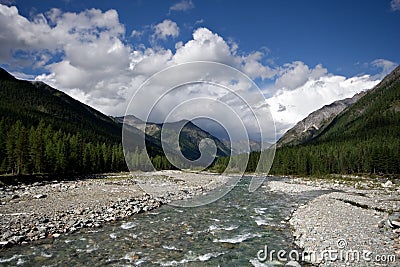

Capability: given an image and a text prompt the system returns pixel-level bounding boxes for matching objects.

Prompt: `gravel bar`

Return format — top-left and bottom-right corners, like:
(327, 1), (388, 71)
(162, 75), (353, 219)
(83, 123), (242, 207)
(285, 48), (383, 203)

(0, 171), (229, 249)
(267, 177), (400, 266)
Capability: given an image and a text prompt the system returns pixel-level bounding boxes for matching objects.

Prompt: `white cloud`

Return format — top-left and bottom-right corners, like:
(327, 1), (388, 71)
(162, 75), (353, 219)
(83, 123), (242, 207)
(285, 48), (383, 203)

(391, 0), (400, 11)
(266, 68), (380, 136)
(169, 0), (194, 13)
(152, 19), (180, 40)
(275, 61), (327, 91)
(0, 5), (55, 62)
(242, 51), (277, 80)
(194, 19), (204, 25)
(130, 30), (143, 38)
(173, 28), (239, 66)
(0, 4), (389, 141)
(371, 58), (397, 78)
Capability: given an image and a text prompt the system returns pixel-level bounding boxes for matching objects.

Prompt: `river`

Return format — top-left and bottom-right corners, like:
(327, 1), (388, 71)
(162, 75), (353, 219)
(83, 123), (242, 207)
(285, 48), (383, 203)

(0, 177), (325, 266)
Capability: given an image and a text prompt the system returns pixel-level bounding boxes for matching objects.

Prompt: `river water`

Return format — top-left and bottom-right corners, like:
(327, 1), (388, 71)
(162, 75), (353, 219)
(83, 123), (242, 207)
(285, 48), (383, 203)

(0, 177), (325, 266)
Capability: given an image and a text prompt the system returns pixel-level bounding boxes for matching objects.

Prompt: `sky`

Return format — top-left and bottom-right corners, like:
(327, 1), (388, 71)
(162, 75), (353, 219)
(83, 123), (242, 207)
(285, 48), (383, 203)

(0, 0), (399, 141)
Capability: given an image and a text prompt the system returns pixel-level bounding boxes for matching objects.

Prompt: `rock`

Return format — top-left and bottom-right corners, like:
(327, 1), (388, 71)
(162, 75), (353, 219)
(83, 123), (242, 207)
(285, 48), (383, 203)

(11, 235), (25, 243)
(33, 194), (47, 199)
(40, 218), (50, 223)
(392, 220), (400, 228)
(52, 233), (61, 238)
(387, 219), (400, 229)
(377, 219), (386, 228)
(38, 226), (48, 235)
(382, 180), (393, 188)
(285, 261), (301, 267)
(74, 208), (84, 215)
(11, 194), (20, 199)
(0, 241), (10, 247)
(2, 230), (14, 240)
(222, 243), (235, 249)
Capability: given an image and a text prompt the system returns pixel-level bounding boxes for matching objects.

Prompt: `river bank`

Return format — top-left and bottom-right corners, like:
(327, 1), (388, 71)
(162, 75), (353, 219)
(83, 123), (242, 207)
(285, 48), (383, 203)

(0, 171), (229, 248)
(2, 172), (400, 266)
(267, 176), (400, 266)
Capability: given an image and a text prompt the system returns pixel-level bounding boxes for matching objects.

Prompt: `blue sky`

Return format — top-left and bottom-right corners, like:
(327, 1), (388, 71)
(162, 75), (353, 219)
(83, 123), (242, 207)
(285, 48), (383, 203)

(9, 0), (399, 77)
(0, 0), (399, 139)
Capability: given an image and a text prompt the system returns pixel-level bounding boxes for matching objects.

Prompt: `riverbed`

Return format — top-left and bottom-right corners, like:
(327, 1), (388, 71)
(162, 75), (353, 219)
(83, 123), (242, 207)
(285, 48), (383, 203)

(0, 174), (327, 266)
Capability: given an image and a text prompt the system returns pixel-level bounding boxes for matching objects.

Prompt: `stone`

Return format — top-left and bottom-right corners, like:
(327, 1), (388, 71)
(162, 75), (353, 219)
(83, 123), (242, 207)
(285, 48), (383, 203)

(392, 220), (400, 228)
(382, 180), (393, 188)
(33, 194), (47, 199)
(11, 235), (25, 243)
(0, 241), (10, 247)
(74, 208), (84, 215)
(285, 261), (301, 267)
(2, 230), (14, 240)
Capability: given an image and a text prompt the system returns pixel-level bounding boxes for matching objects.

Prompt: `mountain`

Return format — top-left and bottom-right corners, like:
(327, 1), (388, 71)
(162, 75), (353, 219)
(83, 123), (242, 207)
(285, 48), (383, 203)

(276, 91), (366, 148)
(0, 68), (164, 174)
(221, 139), (261, 154)
(0, 70), (120, 144)
(315, 65), (400, 144)
(116, 115), (230, 160)
(271, 65), (400, 175)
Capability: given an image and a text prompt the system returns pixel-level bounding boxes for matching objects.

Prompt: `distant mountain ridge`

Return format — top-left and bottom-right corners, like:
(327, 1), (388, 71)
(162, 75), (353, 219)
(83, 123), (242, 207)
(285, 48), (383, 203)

(116, 115), (230, 160)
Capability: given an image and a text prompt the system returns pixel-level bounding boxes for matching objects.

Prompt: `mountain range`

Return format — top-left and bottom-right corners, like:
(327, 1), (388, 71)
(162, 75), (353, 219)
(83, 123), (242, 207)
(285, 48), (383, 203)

(116, 115), (230, 160)
(1, 64), (399, 176)
(0, 67), (230, 174)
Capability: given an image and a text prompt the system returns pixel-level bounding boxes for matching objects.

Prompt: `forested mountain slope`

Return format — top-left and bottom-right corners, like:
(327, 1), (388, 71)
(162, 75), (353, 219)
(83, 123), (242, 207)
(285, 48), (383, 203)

(270, 65), (400, 175)
(0, 68), (160, 174)
(276, 91), (366, 148)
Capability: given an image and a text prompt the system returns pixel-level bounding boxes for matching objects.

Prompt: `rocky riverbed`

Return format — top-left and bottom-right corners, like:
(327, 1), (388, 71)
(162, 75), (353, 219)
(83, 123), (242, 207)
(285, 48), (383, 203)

(2, 172), (400, 267)
(0, 171), (229, 249)
(267, 176), (400, 266)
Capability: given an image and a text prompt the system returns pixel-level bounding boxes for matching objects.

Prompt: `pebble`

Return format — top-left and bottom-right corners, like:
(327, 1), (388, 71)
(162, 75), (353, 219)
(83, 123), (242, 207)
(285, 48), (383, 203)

(267, 176), (400, 266)
(33, 194), (47, 199)
(0, 172), (233, 248)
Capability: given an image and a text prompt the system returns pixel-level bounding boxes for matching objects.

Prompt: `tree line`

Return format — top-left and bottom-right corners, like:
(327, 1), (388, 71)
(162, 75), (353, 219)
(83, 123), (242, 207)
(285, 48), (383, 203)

(268, 138), (400, 175)
(0, 118), (181, 175)
(0, 119), (128, 175)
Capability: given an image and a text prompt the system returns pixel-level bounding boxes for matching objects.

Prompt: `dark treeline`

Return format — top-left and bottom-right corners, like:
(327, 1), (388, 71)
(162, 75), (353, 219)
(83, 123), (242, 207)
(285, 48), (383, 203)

(0, 118), (179, 175)
(268, 139), (400, 175)
(0, 118), (127, 175)
(212, 138), (400, 176)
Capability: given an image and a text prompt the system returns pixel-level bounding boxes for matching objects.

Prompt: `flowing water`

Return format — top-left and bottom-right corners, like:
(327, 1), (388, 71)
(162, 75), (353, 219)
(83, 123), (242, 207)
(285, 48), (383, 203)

(0, 177), (326, 266)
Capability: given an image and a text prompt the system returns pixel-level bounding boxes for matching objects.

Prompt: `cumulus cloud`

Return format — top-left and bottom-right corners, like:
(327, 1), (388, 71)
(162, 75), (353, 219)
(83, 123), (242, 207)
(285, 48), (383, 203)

(152, 19), (180, 40)
(391, 0), (400, 11)
(242, 51), (277, 80)
(169, 0), (194, 13)
(0, 4), (388, 141)
(173, 28), (240, 66)
(267, 69), (380, 136)
(275, 61), (327, 91)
